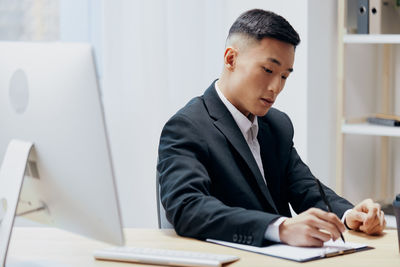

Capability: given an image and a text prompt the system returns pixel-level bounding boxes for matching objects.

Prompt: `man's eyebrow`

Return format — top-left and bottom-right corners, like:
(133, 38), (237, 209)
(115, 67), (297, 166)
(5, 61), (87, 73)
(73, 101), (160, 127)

(267, 57), (294, 72)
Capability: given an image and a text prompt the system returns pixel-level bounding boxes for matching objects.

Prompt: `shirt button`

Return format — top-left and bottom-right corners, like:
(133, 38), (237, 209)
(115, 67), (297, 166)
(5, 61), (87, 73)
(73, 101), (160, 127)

(232, 234), (238, 242)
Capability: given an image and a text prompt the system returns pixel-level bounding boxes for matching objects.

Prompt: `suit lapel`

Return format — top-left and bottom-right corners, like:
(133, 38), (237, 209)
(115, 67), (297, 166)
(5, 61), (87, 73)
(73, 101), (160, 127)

(257, 119), (281, 207)
(203, 82), (278, 213)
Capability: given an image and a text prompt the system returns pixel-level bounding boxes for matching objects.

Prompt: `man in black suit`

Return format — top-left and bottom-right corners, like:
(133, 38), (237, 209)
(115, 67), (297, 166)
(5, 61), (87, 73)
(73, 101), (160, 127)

(157, 9), (386, 247)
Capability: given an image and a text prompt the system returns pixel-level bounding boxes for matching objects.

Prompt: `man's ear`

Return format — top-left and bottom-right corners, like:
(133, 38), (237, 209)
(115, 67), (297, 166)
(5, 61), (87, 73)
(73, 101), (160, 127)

(224, 47), (238, 71)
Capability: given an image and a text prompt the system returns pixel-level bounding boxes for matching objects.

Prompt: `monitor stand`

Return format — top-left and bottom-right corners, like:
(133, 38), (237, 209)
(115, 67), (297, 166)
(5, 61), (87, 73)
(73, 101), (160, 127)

(0, 140), (72, 267)
(0, 140), (33, 267)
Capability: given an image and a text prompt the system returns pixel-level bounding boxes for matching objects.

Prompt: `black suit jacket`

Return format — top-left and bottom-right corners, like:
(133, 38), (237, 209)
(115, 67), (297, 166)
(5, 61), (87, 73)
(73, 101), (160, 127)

(157, 81), (353, 246)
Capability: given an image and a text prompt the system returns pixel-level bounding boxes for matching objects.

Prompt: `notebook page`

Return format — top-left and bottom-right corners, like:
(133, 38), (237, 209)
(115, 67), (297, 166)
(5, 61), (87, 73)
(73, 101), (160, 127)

(207, 238), (368, 262)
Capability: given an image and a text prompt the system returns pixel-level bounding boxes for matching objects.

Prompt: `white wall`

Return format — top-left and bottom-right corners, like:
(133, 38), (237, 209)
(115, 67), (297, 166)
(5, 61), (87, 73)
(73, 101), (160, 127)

(306, 0), (337, 187)
(102, 0), (167, 227)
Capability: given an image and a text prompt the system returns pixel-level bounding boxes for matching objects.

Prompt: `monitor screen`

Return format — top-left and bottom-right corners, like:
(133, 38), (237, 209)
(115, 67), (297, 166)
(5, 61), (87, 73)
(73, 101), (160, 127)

(0, 42), (124, 250)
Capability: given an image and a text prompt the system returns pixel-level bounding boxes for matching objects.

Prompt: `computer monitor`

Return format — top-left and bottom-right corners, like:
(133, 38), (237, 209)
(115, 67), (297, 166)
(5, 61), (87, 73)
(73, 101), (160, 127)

(0, 42), (125, 265)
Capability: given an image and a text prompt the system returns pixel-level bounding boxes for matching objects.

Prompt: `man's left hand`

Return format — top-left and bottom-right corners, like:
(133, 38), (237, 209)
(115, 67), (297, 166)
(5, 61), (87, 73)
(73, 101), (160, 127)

(345, 198), (386, 235)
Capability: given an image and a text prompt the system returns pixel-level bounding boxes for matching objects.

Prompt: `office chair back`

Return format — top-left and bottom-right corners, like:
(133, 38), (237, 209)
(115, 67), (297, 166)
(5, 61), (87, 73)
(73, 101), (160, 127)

(156, 169), (173, 229)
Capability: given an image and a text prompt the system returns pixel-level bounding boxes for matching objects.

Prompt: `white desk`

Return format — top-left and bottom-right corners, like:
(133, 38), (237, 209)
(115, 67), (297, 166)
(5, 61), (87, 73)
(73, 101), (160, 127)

(6, 227), (400, 267)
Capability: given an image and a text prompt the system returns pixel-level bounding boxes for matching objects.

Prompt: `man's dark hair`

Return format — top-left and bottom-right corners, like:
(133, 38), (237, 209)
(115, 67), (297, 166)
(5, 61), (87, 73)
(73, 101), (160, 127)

(228, 9), (300, 47)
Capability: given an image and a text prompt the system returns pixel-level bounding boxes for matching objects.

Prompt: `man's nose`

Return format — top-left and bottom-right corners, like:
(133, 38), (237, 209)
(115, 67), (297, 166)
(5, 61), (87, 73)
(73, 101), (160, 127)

(268, 76), (282, 94)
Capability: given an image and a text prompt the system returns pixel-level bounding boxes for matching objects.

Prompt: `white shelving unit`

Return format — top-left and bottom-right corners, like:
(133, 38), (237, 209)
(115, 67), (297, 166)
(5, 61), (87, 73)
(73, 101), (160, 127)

(343, 34), (400, 44)
(342, 123), (400, 137)
(336, 0), (400, 201)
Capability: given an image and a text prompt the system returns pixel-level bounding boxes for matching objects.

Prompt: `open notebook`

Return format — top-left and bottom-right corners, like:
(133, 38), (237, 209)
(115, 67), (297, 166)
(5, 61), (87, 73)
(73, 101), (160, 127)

(207, 238), (372, 262)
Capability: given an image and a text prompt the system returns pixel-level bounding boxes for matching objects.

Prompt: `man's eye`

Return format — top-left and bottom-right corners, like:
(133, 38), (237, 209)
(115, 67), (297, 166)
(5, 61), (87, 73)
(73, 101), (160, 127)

(263, 67), (272, 73)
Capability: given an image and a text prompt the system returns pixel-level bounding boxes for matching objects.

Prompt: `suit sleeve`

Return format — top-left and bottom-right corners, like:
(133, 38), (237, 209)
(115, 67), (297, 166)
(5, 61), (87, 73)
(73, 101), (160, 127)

(158, 114), (280, 246)
(281, 114), (354, 218)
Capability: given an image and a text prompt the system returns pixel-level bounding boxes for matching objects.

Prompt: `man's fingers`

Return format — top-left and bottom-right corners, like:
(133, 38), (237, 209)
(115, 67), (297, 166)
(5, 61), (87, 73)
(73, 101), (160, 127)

(364, 204), (381, 227)
(359, 210), (386, 234)
(279, 214), (333, 247)
(369, 211), (386, 232)
(308, 217), (342, 240)
(352, 199), (386, 236)
(307, 226), (332, 243)
(308, 208), (345, 233)
(359, 198), (374, 213)
(379, 210), (386, 227)
(351, 210), (367, 222)
(344, 210), (366, 230)
(360, 221), (384, 235)
(306, 236), (324, 247)
(363, 215), (380, 231)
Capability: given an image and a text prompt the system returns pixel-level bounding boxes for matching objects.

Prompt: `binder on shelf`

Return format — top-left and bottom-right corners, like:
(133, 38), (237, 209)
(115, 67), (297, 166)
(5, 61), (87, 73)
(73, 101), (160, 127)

(367, 117), (400, 126)
(367, 114), (400, 127)
(369, 0), (400, 34)
(357, 0), (370, 34)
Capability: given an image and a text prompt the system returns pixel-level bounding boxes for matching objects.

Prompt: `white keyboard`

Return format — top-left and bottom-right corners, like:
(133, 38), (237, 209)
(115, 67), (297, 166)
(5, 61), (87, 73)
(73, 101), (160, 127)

(93, 246), (240, 267)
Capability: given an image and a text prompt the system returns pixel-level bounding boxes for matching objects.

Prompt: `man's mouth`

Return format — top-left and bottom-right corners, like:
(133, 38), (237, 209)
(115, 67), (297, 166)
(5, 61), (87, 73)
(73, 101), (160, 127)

(261, 98), (275, 105)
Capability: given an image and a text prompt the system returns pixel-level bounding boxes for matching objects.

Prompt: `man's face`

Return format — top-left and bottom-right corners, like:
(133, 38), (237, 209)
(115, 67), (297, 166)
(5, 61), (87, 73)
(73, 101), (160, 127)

(225, 37), (295, 117)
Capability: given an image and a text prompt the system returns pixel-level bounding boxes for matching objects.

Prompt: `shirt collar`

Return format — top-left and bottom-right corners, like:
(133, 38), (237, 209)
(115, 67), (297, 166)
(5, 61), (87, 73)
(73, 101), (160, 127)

(215, 80), (259, 142)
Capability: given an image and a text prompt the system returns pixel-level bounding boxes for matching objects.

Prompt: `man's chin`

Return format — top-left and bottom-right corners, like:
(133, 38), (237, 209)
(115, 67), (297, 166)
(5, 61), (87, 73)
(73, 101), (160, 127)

(254, 108), (271, 117)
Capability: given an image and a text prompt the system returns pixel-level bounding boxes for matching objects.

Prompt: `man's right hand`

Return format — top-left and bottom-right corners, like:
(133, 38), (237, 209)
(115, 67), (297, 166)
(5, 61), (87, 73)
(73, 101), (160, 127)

(279, 208), (345, 247)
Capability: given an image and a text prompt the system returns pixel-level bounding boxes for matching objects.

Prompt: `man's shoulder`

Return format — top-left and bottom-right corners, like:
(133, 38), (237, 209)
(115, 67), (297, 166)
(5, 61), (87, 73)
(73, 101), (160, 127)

(165, 95), (209, 129)
(172, 80), (217, 121)
(259, 107), (294, 136)
(176, 95), (206, 118)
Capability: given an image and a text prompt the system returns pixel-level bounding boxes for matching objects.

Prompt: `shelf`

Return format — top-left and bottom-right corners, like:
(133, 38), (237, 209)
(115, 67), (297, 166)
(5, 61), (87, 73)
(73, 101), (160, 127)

(336, 1), (398, 199)
(342, 123), (400, 137)
(343, 34), (400, 44)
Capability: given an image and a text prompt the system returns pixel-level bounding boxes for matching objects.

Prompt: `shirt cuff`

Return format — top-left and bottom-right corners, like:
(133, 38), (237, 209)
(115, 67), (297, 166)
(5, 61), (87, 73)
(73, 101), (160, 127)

(264, 217), (288, 242)
(341, 209), (353, 229)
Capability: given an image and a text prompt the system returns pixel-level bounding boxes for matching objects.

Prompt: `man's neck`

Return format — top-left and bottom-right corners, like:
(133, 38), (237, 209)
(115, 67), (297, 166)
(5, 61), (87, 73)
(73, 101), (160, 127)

(216, 78), (254, 122)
